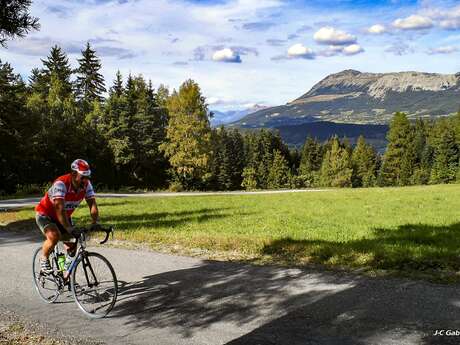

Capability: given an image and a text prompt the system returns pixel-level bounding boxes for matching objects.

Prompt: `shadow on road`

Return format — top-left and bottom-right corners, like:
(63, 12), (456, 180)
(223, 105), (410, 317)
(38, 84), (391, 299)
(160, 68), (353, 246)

(0, 212), (41, 247)
(113, 260), (460, 345)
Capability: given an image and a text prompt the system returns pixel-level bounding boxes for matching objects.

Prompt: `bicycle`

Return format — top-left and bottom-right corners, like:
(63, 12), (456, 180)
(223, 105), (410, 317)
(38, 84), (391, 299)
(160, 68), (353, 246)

(32, 225), (118, 318)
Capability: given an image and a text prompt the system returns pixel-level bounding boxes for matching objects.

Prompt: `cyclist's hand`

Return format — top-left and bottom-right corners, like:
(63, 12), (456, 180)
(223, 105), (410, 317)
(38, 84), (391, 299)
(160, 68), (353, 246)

(89, 223), (102, 231)
(71, 228), (82, 238)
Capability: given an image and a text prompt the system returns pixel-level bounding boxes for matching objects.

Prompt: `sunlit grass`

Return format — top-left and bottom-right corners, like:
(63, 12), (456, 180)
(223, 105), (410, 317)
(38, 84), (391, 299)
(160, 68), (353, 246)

(3, 184), (460, 281)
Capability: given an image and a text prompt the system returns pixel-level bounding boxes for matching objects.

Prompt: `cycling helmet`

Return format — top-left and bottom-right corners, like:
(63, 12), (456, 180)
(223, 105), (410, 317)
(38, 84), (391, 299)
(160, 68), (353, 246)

(71, 159), (91, 177)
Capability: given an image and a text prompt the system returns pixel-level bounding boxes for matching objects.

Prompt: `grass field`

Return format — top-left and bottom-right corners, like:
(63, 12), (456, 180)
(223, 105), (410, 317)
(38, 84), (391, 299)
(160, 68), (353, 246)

(2, 184), (460, 282)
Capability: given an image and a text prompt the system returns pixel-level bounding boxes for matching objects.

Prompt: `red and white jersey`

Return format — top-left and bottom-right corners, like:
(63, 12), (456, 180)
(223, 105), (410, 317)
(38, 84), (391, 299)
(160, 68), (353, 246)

(35, 173), (95, 220)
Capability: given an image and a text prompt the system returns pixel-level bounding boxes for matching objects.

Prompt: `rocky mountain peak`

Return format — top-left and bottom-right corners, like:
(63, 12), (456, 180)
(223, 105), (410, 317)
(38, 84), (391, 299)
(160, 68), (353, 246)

(300, 70), (459, 101)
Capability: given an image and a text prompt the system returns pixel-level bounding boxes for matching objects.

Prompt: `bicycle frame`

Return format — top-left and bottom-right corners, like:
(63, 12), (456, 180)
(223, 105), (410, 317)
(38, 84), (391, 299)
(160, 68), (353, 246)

(52, 231), (99, 287)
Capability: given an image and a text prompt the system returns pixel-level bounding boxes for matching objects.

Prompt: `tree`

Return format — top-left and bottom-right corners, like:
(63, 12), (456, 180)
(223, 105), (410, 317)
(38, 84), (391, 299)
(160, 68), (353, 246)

(75, 42), (106, 106)
(41, 45), (73, 97)
(0, 59), (31, 193)
(379, 112), (413, 186)
(0, 0), (39, 47)
(101, 73), (168, 188)
(160, 79), (212, 189)
(298, 137), (322, 187)
(109, 70), (124, 97)
(410, 119), (431, 185)
(241, 167), (257, 190)
(429, 118), (459, 184)
(351, 136), (377, 187)
(320, 138), (352, 187)
(267, 149), (291, 189)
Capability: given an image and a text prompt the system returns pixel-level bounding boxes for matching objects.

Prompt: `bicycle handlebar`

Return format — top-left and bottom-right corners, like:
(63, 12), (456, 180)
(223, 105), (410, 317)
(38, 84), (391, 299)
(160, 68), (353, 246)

(72, 225), (114, 244)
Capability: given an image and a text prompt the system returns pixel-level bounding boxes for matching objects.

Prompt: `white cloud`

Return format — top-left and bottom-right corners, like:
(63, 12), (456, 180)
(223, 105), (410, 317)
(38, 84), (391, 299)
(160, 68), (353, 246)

(392, 15), (433, 30)
(368, 24), (386, 34)
(427, 46), (458, 55)
(342, 44), (364, 55)
(313, 26), (357, 45)
(212, 48), (242, 63)
(421, 4), (460, 30)
(440, 18), (460, 30)
(287, 43), (315, 59)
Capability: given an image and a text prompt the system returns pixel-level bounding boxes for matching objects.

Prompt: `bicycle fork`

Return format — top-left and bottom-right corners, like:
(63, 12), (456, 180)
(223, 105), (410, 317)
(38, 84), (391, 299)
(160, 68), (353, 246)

(81, 252), (99, 288)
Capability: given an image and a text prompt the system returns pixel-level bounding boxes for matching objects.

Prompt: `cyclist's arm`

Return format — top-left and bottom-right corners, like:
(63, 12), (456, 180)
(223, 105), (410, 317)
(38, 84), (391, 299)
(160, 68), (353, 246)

(53, 198), (73, 233)
(86, 198), (99, 224)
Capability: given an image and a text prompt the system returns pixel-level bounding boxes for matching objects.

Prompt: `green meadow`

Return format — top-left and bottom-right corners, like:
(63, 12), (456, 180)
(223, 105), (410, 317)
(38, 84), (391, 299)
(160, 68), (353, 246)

(3, 184), (460, 282)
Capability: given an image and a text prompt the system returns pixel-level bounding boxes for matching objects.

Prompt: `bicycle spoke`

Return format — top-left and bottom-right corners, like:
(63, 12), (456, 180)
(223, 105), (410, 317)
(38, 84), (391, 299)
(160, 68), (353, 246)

(72, 253), (117, 318)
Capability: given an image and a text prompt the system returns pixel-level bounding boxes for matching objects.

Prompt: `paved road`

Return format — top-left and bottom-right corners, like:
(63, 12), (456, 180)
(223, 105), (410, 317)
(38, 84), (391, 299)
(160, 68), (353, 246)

(0, 229), (459, 345)
(0, 189), (327, 210)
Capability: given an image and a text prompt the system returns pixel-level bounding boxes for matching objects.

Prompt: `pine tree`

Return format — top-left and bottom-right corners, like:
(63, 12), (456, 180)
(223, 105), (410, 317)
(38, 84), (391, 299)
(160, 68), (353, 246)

(351, 136), (377, 187)
(75, 42), (106, 105)
(109, 70), (124, 97)
(298, 137), (322, 187)
(267, 149), (291, 189)
(429, 118), (459, 184)
(379, 112), (413, 186)
(159, 79), (212, 189)
(320, 138), (352, 187)
(0, 60), (31, 192)
(41, 45), (73, 96)
(410, 119), (431, 185)
(0, 0), (39, 47)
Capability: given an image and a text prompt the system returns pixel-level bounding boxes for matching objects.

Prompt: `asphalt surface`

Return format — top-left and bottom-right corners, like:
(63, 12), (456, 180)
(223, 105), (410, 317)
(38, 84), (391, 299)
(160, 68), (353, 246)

(0, 228), (459, 345)
(0, 189), (327, 210)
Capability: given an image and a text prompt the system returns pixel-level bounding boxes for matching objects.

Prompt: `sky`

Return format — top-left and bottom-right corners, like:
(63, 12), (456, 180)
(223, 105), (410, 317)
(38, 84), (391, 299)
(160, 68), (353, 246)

(1, 0), (460, 110)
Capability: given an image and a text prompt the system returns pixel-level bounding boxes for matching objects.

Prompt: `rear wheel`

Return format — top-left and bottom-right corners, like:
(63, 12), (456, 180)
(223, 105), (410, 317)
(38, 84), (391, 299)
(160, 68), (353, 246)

(32, 247), (61, 303)
(71, 252), (118, 318)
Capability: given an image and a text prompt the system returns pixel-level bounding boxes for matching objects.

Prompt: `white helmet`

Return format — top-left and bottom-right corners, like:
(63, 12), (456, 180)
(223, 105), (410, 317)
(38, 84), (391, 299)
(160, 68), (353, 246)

(71, 159), (91, 177)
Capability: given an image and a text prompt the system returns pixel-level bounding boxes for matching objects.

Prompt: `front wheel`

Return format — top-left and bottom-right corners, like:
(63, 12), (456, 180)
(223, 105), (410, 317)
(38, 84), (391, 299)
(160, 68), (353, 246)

(71, 252), (118, 318)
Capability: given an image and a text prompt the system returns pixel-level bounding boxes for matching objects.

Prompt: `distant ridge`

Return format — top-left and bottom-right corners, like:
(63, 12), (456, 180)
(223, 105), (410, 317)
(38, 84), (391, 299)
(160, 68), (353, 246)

(230, 69), (460, 128)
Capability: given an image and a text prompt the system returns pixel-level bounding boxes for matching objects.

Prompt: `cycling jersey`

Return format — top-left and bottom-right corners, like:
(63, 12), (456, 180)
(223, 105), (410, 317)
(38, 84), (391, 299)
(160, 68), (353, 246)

(35, 173), (95, 221)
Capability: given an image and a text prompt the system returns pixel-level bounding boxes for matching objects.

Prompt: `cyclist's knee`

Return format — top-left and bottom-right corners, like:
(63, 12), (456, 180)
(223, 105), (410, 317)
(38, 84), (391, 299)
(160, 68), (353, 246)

(45, 226), (60, 243)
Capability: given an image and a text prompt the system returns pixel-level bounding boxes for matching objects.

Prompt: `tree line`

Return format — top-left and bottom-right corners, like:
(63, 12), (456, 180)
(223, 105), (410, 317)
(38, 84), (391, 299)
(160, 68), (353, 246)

(1, 44), (460, 194)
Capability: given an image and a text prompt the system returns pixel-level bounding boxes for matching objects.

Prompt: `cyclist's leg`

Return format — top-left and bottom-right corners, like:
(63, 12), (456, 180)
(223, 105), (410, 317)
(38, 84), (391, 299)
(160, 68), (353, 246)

(35, 214), (61, 260)
(62, 217), (76, 254)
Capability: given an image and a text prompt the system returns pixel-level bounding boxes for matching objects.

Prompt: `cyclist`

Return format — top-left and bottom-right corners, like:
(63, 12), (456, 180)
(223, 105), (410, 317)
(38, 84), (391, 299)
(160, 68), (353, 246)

(35, 159), (99, 275)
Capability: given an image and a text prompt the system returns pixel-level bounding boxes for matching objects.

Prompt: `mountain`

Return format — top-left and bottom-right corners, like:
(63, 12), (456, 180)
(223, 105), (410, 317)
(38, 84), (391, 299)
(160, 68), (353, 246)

(230, 70), (460, 128)
(210, 104), (268, 126)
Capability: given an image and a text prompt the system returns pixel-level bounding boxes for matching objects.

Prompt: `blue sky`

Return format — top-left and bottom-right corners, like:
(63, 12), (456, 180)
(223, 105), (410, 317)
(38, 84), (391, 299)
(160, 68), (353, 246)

(1, 0), (460, 110)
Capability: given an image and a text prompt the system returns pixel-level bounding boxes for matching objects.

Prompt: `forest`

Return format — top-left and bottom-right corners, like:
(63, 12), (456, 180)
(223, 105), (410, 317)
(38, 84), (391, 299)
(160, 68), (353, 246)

(1, 44), (460, 195)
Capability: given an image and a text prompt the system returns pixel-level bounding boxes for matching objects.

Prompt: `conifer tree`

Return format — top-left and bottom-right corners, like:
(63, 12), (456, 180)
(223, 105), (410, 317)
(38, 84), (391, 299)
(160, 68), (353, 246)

(110, 70), (124, 97)
(267, 149), (291, 189)
(379, 112), (413, 186)
(320, 138), (352, 187)
(0, 60), (30, 192)
(0, 0), (39, 47)
(410, 119), (431, 185)
(75, 42), (106, 105)
(351, 136), (377, 187)
(429, 118), (459, 184)
(41, 45), (73, 96)
(298, 137), (322, 186)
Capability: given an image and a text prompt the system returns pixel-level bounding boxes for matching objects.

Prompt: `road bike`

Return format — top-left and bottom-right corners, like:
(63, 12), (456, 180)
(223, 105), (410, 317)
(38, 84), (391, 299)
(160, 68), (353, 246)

(32, 225), (118, 318)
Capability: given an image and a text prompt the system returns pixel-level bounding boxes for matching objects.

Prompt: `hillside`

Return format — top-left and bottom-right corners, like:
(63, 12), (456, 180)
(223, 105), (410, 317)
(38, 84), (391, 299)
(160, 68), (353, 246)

(231, 70), (460, 128)
(274, 121), (388, 151)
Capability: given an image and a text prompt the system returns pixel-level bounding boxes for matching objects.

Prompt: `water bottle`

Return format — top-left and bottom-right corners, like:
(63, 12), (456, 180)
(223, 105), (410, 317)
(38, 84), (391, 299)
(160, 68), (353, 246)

(57, 253), (66, 271)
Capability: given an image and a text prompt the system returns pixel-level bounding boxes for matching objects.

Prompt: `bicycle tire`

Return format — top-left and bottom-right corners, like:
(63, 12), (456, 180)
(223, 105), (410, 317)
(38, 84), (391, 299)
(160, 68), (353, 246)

(71, 252), (118, 318)
(32, 247), (60, 303)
